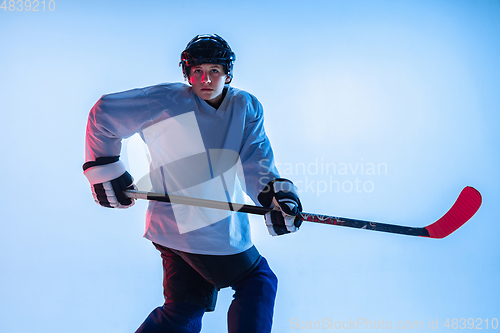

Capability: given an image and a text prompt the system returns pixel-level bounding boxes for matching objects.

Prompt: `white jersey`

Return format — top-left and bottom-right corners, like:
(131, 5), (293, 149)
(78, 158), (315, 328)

(85, 82), (279, 255)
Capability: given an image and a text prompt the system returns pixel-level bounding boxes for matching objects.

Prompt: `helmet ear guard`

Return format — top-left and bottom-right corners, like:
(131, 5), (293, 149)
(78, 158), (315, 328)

(180, 34), (236, 83)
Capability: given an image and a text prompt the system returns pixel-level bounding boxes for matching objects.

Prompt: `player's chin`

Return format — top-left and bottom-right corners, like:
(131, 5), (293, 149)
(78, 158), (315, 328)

(197, 90), (215, 100)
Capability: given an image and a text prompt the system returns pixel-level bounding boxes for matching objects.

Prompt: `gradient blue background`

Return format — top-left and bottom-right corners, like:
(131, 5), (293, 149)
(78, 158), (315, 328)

(1, 1), (499, 332)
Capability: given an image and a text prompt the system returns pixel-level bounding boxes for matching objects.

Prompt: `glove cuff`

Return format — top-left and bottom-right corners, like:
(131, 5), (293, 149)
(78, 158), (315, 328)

(84, 160), (127, 185)
(257, 178), (297, 208)
(272, 180), (299, 197)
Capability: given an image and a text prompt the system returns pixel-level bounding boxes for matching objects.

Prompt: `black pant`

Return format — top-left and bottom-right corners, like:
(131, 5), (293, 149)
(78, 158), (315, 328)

(136, 244), (278, 333)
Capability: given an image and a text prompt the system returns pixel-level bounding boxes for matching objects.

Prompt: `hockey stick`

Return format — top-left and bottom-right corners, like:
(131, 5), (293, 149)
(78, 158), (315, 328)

(125, 186), (481, 239)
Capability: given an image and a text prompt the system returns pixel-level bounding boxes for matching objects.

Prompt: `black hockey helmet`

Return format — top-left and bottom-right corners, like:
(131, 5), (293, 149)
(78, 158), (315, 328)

(180, 34), (236, 83)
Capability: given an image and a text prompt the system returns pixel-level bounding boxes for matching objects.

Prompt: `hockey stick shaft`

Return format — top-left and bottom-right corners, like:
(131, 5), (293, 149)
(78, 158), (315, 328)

(125, 186), (481, 239)
(124, 190), (427, 235)
(126, 190), (271, 215)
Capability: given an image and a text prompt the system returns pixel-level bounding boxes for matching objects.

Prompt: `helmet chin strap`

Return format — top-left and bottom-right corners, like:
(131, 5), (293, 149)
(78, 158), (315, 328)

(184, 72), (229, 86)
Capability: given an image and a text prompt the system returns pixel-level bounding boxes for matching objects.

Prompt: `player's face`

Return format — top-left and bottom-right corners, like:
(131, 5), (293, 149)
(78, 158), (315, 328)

(188, 64), (230, 107)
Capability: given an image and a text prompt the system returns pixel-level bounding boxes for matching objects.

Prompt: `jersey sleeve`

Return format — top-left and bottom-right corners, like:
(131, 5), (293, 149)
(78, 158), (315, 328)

(85, 88), (153, 162)
(238, 95), (280, 204)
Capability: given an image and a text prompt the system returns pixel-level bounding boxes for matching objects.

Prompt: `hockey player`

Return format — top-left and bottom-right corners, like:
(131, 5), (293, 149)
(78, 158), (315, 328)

(83, 34), (302, 333)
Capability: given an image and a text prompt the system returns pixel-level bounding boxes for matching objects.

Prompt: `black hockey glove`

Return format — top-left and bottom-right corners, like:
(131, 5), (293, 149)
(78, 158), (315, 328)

(83, 157), (136, 209)
(258, 178), (303, 236)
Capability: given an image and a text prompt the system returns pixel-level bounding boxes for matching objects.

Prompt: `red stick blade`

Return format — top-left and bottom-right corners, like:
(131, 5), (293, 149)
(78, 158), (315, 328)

(424, 186), (482, 238)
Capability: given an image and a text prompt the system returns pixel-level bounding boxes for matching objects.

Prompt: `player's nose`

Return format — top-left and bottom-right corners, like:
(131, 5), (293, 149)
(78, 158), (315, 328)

(201, 71), (211, 83)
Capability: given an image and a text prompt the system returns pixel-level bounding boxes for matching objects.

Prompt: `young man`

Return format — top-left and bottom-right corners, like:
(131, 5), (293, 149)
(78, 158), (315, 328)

(83, 34), (302, 333)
